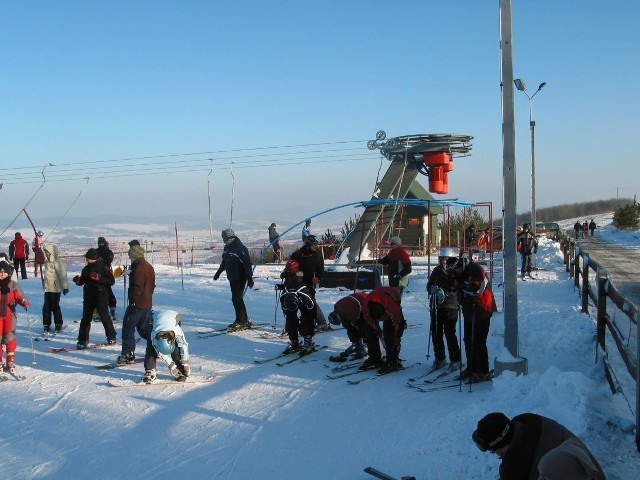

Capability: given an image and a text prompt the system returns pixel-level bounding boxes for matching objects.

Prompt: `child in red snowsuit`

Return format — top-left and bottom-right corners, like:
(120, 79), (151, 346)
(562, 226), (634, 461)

(0, 263), (30, 373)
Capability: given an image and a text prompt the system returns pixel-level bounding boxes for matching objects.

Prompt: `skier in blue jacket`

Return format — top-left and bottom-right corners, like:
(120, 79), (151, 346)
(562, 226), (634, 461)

(142, 309), (190, 384)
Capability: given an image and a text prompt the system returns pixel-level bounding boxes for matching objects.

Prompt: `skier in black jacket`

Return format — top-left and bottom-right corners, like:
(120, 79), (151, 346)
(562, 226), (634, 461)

(96, 236), (117, 320)
(214, 229), (254, 331)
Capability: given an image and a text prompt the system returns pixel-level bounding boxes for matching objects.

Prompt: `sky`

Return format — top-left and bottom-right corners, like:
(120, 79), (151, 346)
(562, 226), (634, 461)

(1, 1), (639, 230)
(1, 213), (639, 479)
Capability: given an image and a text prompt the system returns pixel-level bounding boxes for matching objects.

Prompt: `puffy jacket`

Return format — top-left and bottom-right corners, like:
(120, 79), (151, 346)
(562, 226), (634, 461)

(378, 245), (412, 287)
(457, 261), (496, 314)
(151, 310), (189, 364)
(290, 247), (324, 289)
(215, 236), (253, 282)
(76, 259), (114, 296)
(426, 265), (459, 311)
(333, 292), (368, 326)
(9, 234), (29, 260)
(43, 244), (69, 293)
(364, 286), (404, 328)
(128, 256), (155, 309)
(517, 232), (538, 255)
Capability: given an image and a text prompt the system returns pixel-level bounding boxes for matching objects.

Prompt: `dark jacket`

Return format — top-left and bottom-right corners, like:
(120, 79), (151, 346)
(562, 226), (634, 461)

(378, 245), (412, 287)
(517, 232), (538, 255)
(216, 236), (253, 283)
(456, 260), (496, 315)
(96, 244), (114, 267)
(333, 292), (368, 326)
(499, 413), (606, 480)
(76, 259), (115, 299)
(426, 264), (459, 311)
(128, 257), (155, 309)
(268, 226), (280, 244)
(363, 286), (404, 329)
(290, 247), (324, 289)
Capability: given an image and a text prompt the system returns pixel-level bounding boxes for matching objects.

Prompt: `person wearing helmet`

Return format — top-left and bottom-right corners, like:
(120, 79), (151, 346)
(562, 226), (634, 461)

(276, 259), (318, 355)
(425, 247), (462, 371)
(361, 286), (406, 374)
(32, 231), (45, 278)
(143, 310), (190, 383)
(378, 235), (412, 294)
(446, 254), (496, 383)
(327, 291), (369, 362)
(517, 223), (538, 280)
(290, 234), (329, 332)
(8, 232), (29, 280)
(213, 229), (255, 332)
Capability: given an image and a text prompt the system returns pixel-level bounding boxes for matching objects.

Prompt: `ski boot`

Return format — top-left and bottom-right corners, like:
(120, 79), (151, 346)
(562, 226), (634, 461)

(378, 358), (402, 375)
(352, 339), (367, 359)
(142, 369), (156, 384)
(116, 352), (135, 365)
(282, 341), (302, 355)
(359, 357), (383, 371)
(227, 321), (252, 333)
(54, 324), (63, 334)
(6, 354), (15, 373)
(300, 336), (316, 356)
(76, 342), (87, 350)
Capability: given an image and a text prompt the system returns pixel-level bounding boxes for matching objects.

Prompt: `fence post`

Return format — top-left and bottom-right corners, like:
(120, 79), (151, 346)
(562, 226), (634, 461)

(574, 247), (581, 288)
(581, 254), (589, 313)
(596, 268), (607, 354)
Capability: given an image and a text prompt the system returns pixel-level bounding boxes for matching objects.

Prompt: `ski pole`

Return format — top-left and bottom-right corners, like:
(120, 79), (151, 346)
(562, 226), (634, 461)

(426, 295), (434, 361)
(273, 285), (281, 330)
(398, 279), (430, 310)
(26, 311), (37, 365)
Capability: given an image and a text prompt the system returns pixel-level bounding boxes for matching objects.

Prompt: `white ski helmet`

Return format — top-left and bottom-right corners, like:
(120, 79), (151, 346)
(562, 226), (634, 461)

(439, 247), (458, 259)
(153, 331), (176, 356)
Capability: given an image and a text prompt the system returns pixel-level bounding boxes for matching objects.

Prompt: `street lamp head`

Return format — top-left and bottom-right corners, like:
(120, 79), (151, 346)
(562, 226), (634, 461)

(514, 78), (527, 91)
(537, 82), (547, 92)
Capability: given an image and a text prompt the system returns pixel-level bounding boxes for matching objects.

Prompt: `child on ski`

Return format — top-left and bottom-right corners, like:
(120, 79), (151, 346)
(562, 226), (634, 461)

(73, 248), (117, 349)
(42, 244), (69, 335)
(142, 309), (190, 384)
(0, 263), (30, 373)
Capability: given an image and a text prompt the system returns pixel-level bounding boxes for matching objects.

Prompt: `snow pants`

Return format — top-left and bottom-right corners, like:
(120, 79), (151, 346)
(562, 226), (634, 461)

(42, 292), (63, 329)
(0, 310), (17, 360)
(461, 303), (491, 375)
(430, 307), (461, 364)
(13, 258), (27, 280)
(77, 291), (117, 344)
(229, 279), (249, 324)
(121, 305), (152, 355)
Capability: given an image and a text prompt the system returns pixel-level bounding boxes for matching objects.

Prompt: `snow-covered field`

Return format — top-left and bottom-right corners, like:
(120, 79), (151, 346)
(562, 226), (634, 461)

(2, 213), (639, 479)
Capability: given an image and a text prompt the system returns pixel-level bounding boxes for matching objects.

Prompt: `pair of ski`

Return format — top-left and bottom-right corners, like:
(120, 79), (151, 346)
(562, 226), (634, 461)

(34, 325), (68, 342)
(364, 466), (415, 480)
(253, 345), (327, 366)
(196, 322), (270, 338)
(108, 375), (217, 388)
(345, 362), (420, 385)
(408, 362), (464, 383)
(1, 367), (26, 382)
(410, 370), (494, 393)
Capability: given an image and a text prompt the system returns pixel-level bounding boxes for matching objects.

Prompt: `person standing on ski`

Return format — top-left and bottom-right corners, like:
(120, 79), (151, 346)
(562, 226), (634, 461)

(301, 218), (312, 243)
(361, 286), (406, 374)
(42, 244), (69, 336)
(268, 223), (282, 262)
(378, 236), (412, 294)
(142, 309), (190, 384)
(32, 231), (45, 278)
(426, 248), (462, 371)
(516, 223), (538, 280)
(116, 243), (155, 365)
(290, 234), (329, 331)
(213, 229), (254, 331)
(277, 259), (318, 355)
(327, 291), (368, 362)
(9, 232), (29, 280)
(0, 263), (30, 373)
(96, 237), (118, 321)
(446, 256), (496, 383)
(73, 248), (117, 349)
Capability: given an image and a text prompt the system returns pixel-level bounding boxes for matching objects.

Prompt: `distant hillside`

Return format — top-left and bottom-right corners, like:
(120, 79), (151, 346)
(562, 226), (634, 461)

(516, 198), (633, 224)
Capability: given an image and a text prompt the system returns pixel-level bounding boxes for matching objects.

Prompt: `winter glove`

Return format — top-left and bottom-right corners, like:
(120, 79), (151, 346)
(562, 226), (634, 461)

(168, 362), (181, 378)
(213, 272), (220, 281)
(247, 278), (255, 289)
(63, 289), (69, 296)
(312, 277), (319, 286)
(73, 275), (82, 286)
(89, 272), (101, 282)
(22, 300), (30, 310)
(181, 361), (191, 377)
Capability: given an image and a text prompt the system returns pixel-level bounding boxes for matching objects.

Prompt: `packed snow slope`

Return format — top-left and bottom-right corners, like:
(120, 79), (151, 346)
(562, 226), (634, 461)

(3, 214), (639, 480)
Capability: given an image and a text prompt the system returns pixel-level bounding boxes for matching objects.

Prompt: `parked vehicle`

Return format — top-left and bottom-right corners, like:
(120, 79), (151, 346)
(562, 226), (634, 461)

(535, 222), (562, 241)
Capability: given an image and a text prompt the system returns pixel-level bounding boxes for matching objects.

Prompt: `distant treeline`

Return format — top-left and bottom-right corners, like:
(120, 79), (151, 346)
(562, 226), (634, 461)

(515, 198), (634, 224)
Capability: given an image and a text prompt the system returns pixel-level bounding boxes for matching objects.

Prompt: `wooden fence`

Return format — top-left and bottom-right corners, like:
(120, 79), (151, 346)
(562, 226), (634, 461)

(562, 236), (639, 451)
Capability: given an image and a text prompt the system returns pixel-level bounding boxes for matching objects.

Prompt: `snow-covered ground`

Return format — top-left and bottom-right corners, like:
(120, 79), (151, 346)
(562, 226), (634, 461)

(2, 213), (639, 480)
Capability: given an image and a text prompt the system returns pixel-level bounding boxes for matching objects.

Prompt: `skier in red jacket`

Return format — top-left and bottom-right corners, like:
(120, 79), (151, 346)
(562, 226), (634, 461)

(9, 232), (29, 280)
(0, 263), (30, 373)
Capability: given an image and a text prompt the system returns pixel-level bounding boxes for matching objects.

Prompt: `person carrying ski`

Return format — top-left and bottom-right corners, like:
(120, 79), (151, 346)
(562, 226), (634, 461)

(327, 291), (368, 362)
(73, 248), (117, 349)
(116, 243), (155, 366)
(96, 237), (118, 321)
(516, 223), (538, 280)
(378, 235), (411, 294)
(290, 234), (330, 331)
(213, 228), (254, 332)
(426, 247), (462, 371)
(360, 286), (406, 374)
(276, 259), (318, 355)
(472, 412), (606, 480)
(42, 244), (69, 336)
(142, 309), (190, 384)
(268, 223), (283, 262)
(446, 256), (496, 383)
(0, 263), (30, 373)
(32, 231), (45, 278)
(8, 232), (29, 280)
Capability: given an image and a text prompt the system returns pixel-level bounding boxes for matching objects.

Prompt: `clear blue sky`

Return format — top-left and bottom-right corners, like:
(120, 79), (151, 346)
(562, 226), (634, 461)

(1, 1), (638, 228)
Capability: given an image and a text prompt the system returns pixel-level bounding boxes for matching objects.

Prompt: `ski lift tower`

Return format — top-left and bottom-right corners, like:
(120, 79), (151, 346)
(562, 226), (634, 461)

(343, 131), (473, 264)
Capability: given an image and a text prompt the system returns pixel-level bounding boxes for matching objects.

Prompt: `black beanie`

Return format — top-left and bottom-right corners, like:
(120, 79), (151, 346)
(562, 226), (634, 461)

(128, 240), (140, 247)
(85, 248), (99, 260)
(473, 412), (513, 451)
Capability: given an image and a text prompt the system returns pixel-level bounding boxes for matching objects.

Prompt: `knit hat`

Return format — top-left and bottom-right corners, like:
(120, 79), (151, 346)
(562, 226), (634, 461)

(270, 223), (276, 228)
(0, 262), (14, 276)
(97, 237), (107, 246)
(15, 232), (21, 238)
(85, 248), (99, 260)
(389, 236), (401, 246)
(472, 412), (514, 452)
(128, 245), (145, 261)
(537, 438), (598, 480)
(221, 228), (235, 241)
(128, 239), (140, 247)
